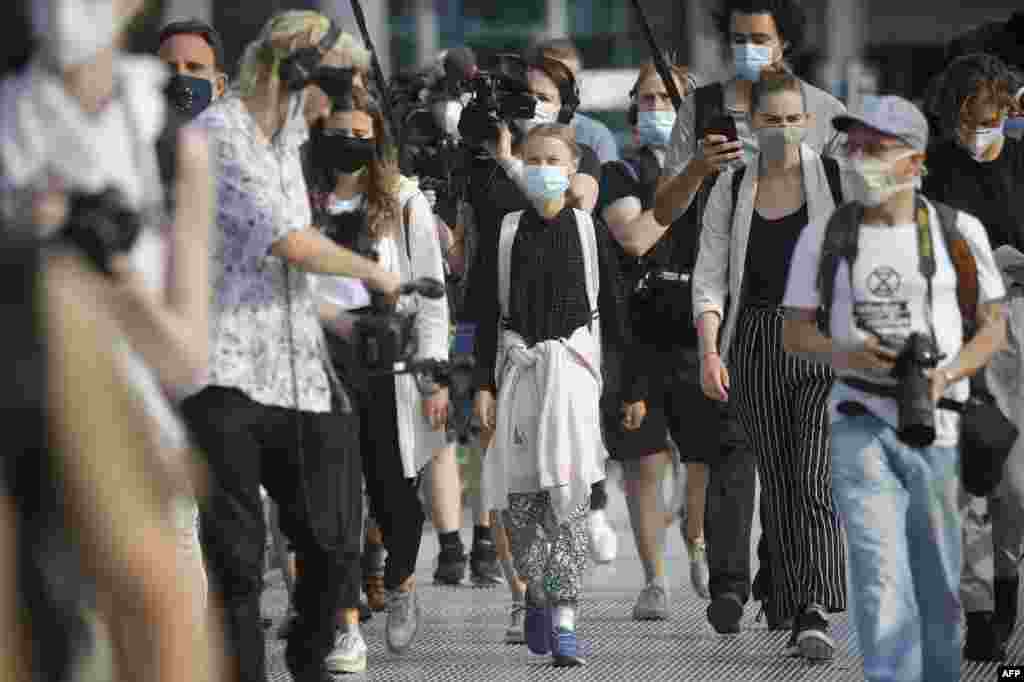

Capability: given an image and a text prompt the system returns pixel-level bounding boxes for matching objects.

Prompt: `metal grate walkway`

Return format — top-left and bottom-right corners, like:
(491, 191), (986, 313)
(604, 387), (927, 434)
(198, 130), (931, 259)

(263, 515), (1020, 681)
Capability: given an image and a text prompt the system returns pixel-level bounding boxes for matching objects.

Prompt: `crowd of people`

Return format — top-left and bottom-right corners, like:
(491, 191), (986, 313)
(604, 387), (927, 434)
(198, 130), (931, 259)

(2, 0), (1024, 681)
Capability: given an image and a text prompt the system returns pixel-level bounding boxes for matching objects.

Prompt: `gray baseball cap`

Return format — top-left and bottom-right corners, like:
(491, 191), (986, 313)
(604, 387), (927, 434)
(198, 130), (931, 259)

(832, 95), (929, 152)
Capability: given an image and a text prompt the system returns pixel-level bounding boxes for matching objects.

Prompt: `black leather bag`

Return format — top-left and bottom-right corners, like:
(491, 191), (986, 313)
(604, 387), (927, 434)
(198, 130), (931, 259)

(958, 390), (1019, 497)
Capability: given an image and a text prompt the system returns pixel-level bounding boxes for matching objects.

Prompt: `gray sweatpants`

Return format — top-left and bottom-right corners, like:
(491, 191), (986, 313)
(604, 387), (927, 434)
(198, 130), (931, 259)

(960, 441), (1024, 612)
(961, 290), (1024, 612)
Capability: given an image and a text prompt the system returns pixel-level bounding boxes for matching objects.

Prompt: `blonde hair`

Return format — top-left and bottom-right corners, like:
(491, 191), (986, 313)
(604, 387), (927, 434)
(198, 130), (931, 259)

(237, 11), (371, 96)
(524, 123), (581, 161)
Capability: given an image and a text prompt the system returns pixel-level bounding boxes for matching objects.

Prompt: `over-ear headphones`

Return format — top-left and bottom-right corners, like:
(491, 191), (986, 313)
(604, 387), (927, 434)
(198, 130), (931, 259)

(628, 71), (696, 126)
(557, 67), (581, 124)
(278, 19), (342, 91)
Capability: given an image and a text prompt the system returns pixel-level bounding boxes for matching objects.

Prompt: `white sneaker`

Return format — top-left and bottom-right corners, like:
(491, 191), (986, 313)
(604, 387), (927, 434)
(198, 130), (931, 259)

(588, 510), (617, 564)
(324, 630), (368, 674)
(686, 537), (710, 600)
(505, 602), (526, 644)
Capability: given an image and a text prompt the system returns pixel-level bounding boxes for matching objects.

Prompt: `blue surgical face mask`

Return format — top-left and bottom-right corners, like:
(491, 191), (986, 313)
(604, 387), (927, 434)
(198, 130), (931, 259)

(523, 165), (570, 202)
(733, 43), (773, 82)
(636, 109), (677, 147)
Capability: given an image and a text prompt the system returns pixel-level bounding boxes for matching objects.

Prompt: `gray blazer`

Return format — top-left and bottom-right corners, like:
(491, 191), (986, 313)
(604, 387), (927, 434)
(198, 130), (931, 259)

(692, 143), (839, 362)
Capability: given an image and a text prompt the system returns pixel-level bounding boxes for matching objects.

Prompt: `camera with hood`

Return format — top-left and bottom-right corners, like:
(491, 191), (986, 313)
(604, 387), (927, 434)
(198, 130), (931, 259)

(457, 54), (537, 146)
(887, 331), (946, 447)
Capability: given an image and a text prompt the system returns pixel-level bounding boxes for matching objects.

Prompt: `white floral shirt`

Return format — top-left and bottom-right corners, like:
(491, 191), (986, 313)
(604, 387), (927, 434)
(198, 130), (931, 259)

(195, 94), (336, 413)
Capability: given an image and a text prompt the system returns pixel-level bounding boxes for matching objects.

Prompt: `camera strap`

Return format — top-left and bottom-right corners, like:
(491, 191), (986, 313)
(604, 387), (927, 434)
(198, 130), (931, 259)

(914, 195), (941, 351)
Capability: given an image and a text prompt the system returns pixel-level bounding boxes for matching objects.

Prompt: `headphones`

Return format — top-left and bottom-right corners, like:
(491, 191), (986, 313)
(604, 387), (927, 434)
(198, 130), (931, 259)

(278, 19), (342, 91)
(628, 71), (696, 126)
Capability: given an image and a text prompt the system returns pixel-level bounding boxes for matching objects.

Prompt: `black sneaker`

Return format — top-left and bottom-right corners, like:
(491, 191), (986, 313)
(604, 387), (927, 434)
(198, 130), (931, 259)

(964, 611), (1007, 662)
(470, 539), (505, 586)
(707, 592), (743, 634)
(433, 547), (467, 585)
(791, 605), (835, 661)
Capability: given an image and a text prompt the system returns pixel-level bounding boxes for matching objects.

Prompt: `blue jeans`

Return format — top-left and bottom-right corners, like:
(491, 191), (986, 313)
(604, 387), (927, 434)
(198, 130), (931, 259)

(830, 412), (961, 682)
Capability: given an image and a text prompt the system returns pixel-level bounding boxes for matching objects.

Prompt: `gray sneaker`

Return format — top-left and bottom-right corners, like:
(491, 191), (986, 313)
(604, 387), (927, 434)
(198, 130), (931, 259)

(505, 602), (526, 644)
(386, 587), (421, 654)
(324, 630), (368, 674)
(632, 583), (670, 621)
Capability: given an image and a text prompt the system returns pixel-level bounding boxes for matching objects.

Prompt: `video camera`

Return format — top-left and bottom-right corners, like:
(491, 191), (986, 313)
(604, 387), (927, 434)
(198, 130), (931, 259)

(457, 53), (537, 146)
(344, 233), (477, 442)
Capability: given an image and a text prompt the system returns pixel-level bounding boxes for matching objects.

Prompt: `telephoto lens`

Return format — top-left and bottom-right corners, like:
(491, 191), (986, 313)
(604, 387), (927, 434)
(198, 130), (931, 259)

(894, 332), (942, 447)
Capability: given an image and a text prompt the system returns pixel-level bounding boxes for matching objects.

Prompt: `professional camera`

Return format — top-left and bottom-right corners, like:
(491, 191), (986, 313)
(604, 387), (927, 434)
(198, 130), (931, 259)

(350, 275), (477, 443)
(457, 54), (537, 145)
(889, 331), (946, 447)
(60, 187), (143, 275)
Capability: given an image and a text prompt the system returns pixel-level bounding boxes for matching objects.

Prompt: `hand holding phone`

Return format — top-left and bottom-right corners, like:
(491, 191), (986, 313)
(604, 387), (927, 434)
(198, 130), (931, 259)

(699, 114), (744, 174)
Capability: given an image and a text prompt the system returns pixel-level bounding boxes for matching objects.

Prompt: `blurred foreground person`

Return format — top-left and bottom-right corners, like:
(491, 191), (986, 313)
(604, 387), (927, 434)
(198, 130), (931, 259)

(0, 0), (215, 660)
(0, 231), (223, 682)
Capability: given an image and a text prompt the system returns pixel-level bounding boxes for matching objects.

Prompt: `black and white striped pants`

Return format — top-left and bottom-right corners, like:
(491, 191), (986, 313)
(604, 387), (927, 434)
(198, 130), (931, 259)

(730, 305), (847, 621)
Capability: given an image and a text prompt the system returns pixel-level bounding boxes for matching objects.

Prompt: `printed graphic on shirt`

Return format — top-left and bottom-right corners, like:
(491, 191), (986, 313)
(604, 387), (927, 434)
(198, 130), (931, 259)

(854, 265), (912, 346)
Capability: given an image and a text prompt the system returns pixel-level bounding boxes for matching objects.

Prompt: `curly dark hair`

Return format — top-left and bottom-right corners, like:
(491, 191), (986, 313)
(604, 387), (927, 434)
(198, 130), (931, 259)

(928, 53), (1016, 140)
(712, 0), (807, 55)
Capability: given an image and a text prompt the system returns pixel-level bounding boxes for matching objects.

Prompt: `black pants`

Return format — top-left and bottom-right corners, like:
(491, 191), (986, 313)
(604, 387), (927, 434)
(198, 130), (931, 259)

(182, 387), (362, 682)
(703, 397), (758, 603)
(359, 373), (425, 590)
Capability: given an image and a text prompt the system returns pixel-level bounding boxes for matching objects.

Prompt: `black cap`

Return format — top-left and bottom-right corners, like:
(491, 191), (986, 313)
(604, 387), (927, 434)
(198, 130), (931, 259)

(159, 18), (226, 72)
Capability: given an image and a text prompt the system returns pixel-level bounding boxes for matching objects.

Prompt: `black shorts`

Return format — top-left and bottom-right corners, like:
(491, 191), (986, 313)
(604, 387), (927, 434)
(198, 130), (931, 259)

(602, 347), (722, 464)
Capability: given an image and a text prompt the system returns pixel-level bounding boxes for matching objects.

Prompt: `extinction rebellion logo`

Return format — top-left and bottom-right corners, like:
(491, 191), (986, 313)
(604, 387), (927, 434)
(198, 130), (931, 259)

(866, 266), (901, 298)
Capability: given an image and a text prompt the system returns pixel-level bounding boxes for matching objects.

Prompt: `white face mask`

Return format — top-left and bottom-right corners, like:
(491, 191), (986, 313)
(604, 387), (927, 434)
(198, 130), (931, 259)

(516, 103), (558, 133)
(841, 151), (918, 208)
(964, 123), (1005, 162)
(433, 100), (463, 138)
(32, 0), (119, 69)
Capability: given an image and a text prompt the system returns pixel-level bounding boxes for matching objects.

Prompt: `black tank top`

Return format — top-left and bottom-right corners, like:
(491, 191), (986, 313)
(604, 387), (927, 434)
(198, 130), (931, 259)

(742, 203), (809, 308)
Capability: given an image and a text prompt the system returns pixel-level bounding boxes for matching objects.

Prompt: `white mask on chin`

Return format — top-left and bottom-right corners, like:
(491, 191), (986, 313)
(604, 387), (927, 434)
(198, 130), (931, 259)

(31, 0), (119, 70)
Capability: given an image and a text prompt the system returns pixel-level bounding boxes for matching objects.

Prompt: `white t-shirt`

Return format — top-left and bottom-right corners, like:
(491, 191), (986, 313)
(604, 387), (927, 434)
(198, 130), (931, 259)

(783, 201), (1005, 447)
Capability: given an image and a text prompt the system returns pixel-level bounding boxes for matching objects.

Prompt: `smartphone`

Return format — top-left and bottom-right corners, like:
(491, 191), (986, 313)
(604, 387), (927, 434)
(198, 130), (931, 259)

(705, 114), (739, 143)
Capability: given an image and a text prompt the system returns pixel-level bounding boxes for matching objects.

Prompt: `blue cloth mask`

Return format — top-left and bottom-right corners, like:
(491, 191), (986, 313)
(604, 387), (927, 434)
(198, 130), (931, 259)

(733, 43), (773, 82)
(523, 165), (570, 202)
(636, 110), (677, 147)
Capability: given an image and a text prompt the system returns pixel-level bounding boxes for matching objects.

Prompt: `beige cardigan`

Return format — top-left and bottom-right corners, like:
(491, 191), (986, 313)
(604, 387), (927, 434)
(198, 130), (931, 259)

(692, 143), (840, 361)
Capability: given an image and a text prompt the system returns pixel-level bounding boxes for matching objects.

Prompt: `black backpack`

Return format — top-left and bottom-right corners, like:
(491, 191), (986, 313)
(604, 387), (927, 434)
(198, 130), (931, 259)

(815, 196), (978, 338)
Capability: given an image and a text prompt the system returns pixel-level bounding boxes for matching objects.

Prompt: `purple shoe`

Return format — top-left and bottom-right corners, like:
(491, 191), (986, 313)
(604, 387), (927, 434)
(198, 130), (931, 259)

(552, 627), (586, 667)
(525, 606), (553, 655)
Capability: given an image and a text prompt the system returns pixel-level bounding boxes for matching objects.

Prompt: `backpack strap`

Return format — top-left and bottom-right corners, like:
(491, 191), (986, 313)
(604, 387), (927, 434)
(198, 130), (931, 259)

(930, 198), (979, 332)
(573, 208), (603, 378)
(497, 210), (524, 324)
(822, 156), (843, 206)
(816, 202), (864, 336)
(730, 166), (747, 211)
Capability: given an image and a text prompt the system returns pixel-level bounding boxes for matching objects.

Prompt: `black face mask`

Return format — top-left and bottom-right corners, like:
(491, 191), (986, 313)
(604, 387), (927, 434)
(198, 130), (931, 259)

(317, 132), (377, 175)
(165, 74), (214, 118)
